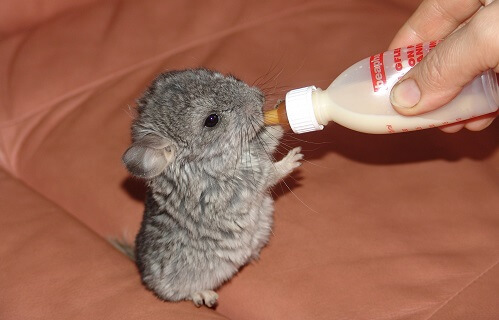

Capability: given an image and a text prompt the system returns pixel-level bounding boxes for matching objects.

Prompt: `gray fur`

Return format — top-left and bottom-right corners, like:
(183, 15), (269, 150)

(122, 69), (302, 307)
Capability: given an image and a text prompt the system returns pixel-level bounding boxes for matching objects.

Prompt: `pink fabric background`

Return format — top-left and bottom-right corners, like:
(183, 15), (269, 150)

(1, 0), (498, 319)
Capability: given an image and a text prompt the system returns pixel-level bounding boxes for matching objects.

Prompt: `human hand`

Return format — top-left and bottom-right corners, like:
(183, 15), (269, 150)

(389, 0), (498, 132)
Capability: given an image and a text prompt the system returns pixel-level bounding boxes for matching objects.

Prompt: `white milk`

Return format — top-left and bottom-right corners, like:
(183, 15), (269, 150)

(281, 41), (499, 134)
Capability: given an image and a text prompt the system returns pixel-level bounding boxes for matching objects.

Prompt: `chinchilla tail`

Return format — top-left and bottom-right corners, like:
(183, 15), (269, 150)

(108, 236), (136, 261)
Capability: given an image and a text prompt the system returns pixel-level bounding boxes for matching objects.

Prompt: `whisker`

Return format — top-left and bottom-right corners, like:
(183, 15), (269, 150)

(279, 178), (319, 214)
(252, 58), (282, 87)
(260, 87), (290, 96)
(256, 63), (285, 90)
(123, 104), (137, 119)
(263, 131), (296, 151)
(253, 128), (277, 164)
(279, 134), (333, 145)
(238, 128), (245, 176)
(245, 125), (261, 192)
(252, 124), (308, 199)
(262, 127), (334, 173)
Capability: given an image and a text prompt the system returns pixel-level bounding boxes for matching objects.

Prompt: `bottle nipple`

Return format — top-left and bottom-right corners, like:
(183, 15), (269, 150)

(263, 101), (290, 127)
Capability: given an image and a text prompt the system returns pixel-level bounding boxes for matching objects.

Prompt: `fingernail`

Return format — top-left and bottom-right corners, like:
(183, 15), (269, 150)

(390, 78), (421, 108)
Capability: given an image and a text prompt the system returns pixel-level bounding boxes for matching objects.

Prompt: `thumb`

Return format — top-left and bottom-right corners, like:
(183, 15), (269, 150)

(389, 5), (499, 116)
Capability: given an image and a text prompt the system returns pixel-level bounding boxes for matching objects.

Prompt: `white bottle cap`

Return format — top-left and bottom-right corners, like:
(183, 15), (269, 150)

(285, 86), (324, 134)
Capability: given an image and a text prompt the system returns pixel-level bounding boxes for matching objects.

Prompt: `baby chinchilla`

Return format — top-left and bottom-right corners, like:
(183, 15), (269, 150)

(122, 68), (302, 307)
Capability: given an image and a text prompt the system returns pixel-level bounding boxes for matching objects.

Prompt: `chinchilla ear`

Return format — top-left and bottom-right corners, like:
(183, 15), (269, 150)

(122, 134), (175, 179)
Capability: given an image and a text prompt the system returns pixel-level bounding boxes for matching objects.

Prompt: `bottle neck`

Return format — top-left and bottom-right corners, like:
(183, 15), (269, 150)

(310, 88), (331, 127)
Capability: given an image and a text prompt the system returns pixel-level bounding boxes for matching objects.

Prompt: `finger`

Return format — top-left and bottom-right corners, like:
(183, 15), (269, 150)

(439, 112), (496, 133)
(389, 0), (485, 49)
(463, 112), (496, 131)
(390, 2), (499, 116)
(439, 122), (466, 133)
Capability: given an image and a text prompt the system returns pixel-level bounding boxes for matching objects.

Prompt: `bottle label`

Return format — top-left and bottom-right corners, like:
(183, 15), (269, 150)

(369, 40), (442, 93)
(369, 53), (386, 92)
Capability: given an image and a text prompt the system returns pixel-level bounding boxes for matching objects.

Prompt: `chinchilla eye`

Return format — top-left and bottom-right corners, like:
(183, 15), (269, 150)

(204, 114), (219, 128)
